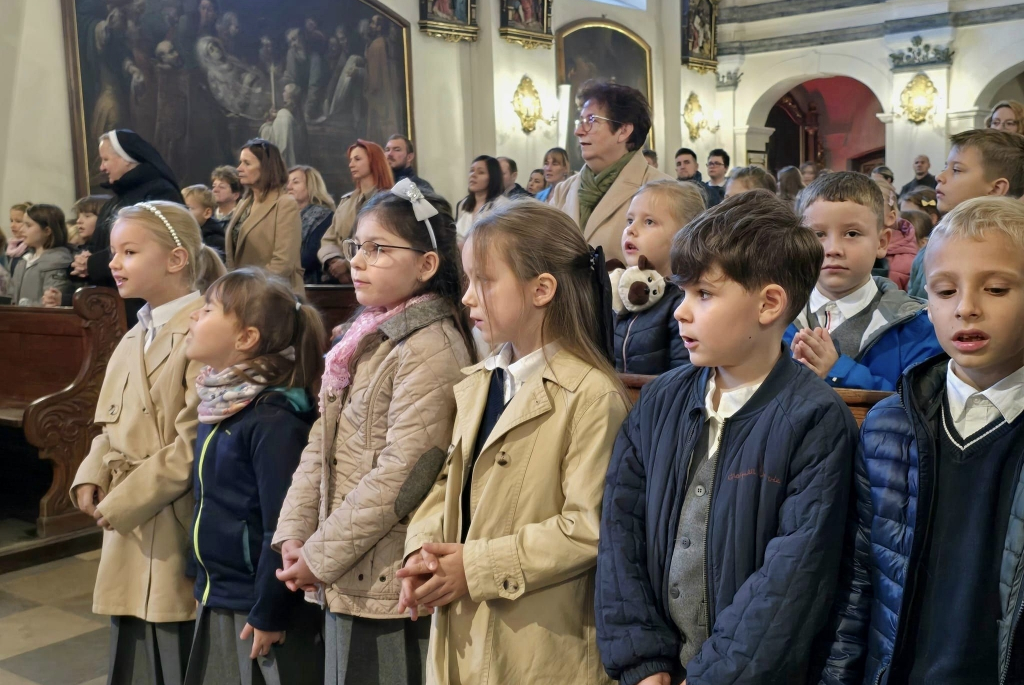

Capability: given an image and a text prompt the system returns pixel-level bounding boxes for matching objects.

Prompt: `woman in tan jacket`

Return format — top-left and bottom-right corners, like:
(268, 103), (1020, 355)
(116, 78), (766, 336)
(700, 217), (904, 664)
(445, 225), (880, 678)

(274, 187), (474, 685)
(224, 139), (304, 293)
(71, 201), (206, 685)
(398, 202), (630, 685)
(316, 139), (394, 283)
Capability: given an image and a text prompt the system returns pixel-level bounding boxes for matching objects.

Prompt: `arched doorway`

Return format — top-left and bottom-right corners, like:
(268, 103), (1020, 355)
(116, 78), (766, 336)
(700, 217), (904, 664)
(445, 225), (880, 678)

(765, 76), (884, 174)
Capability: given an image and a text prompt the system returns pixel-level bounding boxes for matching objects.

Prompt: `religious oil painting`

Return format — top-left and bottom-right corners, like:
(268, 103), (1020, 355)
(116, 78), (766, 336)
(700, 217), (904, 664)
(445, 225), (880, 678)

(419, 0), (479, 43)
(62, 0), (413, 197)
(681, 0), (719, 73)
(500, 0), (553, 49)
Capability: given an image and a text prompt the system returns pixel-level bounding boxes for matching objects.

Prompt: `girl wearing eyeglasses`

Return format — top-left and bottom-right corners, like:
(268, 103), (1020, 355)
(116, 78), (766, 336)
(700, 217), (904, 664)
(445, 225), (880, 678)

(273, 185), (475, 685)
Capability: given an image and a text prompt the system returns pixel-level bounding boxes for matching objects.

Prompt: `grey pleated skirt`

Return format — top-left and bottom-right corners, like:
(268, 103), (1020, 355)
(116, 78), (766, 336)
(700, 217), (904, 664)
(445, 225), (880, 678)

(183, 603), (323, 685)
(107, 616), (192, 685)
(325, 612), (431, 685)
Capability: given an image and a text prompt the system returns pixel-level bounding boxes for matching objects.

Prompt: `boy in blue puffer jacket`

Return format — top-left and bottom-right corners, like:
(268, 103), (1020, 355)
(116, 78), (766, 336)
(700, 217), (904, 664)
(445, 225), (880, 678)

(785, 172), (942, 391)
(817, 197), (1024, 684)
(597, 190), (857, 685)
(613, 179), (705, 375)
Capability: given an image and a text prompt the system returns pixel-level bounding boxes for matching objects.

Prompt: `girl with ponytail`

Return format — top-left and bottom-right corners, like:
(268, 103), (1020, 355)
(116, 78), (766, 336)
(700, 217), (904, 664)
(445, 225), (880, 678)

(182, 267), (327, 685)
(397, 198), (629, 685)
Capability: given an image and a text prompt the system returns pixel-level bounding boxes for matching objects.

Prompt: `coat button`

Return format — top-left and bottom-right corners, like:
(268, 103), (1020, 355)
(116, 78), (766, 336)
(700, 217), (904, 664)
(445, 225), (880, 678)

(695, 485), (706, 497)
(358, 574), (364, 581)
(670, 586), (680, 599)
(332, 458), (338, 466)
(379, 575), (387, 582)
(502, 578), (518, 592)
(496, 452), (509, 466)
(680, 537), (691, 549)
(327, 392), (337, 402)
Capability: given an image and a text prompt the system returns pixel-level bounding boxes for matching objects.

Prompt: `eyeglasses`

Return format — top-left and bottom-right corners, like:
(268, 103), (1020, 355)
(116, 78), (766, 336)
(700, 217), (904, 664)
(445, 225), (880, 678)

(342, 239), (426, 265)
(706, 161), (725, 167)
(573, 114), (622, 134)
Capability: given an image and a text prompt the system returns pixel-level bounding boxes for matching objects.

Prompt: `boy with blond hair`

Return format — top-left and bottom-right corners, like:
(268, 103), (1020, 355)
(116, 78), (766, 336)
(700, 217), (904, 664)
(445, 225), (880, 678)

(182, 184), (226, 260)
(818, 196), (1024, 684)
(785, 171), (943, 391)
(598, 190), (857, 685)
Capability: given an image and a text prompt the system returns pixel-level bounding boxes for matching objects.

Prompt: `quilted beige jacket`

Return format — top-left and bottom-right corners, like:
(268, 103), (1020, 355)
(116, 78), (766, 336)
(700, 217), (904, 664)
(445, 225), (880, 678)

(272, 298), (472, 618)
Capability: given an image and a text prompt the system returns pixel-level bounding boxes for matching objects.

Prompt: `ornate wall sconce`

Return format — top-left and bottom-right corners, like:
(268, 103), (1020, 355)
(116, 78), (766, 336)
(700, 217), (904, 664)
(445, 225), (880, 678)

(898, 73), (938, 124)
(512, 75), (549, 134)
(683, 92), (720, 141)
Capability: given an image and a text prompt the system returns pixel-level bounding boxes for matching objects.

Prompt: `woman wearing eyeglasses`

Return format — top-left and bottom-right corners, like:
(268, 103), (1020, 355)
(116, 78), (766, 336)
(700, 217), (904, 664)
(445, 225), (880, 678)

(225, 138), (305, 293)
(318, 140), (394, 283)
(548, 80), (672, 263)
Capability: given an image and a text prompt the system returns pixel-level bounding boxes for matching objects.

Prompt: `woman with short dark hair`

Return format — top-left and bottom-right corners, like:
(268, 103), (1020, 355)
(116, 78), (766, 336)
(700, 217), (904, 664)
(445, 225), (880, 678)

(455, 155), (507, 240)
(224, 138), (304, 292)
(548, 80), (672, 261)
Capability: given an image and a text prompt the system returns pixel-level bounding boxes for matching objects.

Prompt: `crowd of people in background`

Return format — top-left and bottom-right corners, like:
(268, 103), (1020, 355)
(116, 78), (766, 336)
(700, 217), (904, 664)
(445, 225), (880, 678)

(5, 79), (1024, 685)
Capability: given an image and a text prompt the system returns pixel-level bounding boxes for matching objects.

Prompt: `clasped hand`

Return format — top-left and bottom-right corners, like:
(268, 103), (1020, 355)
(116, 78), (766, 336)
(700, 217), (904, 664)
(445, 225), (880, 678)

(396, 543), (469, 620)
(791, 326), (839, 379)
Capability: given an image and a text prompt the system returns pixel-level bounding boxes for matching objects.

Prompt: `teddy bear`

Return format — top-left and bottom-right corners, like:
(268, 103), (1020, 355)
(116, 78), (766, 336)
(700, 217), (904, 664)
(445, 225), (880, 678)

(606, 255), (666, 315)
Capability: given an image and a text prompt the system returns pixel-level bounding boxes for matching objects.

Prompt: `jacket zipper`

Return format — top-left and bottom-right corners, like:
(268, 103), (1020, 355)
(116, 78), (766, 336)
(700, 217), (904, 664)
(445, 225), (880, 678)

(365, 358), (399, 453)
(702, 419), (727, 631)
(999, 449), (1024, 684)
(621, 317), (638, 372)
(192, 425), (219, 604)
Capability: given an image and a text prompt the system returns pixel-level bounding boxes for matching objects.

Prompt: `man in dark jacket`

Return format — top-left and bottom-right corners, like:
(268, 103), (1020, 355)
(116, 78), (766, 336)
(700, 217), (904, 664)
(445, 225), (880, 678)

(597, 190), (857, 685)
(675, 148), (724, 207)
(384, 133), (434, 194)
(898, 154), (937, 196)
(816, 197), (1024, 685)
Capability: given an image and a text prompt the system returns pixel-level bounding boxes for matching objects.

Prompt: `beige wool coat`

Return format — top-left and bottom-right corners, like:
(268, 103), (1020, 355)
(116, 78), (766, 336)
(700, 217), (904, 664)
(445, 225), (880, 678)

(316, 188), (375, 267)
(547, 151), (674, 263)
(273, 298), (472, 618)
(71, 298), (204, 623)
(224, 188), (304, 293)
(404, 350), (630, 685)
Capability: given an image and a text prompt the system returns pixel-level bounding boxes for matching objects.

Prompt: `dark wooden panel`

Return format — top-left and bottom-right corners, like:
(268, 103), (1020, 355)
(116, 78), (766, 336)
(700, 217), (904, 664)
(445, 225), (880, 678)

(304, 285), (360, 334)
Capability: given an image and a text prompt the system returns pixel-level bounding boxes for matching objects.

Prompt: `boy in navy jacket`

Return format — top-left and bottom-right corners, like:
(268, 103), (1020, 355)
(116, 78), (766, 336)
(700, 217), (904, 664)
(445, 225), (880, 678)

(785, 172), (942, 391)
(818, 196), (1024, 684)
(597, 190), (858, 685)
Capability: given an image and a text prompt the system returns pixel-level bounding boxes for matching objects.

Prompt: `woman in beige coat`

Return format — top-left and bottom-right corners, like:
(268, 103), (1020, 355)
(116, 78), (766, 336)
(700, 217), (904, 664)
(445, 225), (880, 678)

(224, 139), (304, 293)
(398, 201), (630, 685)
(548, 80), (672, 263)
(273, 189), (474, 685)
(71, 201), (206, 685)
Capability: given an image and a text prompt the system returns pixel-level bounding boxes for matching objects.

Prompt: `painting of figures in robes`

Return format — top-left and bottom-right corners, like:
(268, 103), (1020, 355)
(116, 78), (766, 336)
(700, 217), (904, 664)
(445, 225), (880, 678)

(681, 0), (719, 73)
(499, 0), (552, 49)
(62, 0), (412, 197)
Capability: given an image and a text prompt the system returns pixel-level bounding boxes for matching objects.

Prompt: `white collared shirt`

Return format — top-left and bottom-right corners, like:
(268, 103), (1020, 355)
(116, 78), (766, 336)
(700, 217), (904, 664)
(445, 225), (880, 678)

(137, 290), (201, 351)
(703, 372), (762, 461)
(803, 279), (886, 351)
(483, 342), (556, 404)
(945, 361), (1024, 439)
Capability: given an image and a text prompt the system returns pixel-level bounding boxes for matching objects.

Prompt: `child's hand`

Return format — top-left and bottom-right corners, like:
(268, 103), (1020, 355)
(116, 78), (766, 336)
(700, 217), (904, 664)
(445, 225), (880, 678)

(41, 288), (62, 307)
(240, 622), (285, 660)
(279, 539), (303, 573)
(92, 506), (113, 531)
(275, 551), (318, 592)
(396, 548), (441, 620)
(637, 675), (671, 685)
(412, 542), (468, 609)
(74, 484), (105, 517)
(792, 327), (838, 379)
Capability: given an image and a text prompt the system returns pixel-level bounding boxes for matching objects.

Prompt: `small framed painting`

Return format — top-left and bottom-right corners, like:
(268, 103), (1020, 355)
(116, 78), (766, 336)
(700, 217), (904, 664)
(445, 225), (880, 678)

(419, 0), (478, 43)
(500, 0), (553, 49)
(746, 151), (767, 168)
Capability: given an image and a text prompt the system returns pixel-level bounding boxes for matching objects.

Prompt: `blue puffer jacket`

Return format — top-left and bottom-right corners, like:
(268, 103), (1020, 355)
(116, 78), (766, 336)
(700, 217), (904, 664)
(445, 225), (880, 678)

(783, 277), (943, 391)
(613, 280), (689, 375)
(817, 354), (1024, 685)
(190, 388), (316, 631)
(597, 351), (857, 685)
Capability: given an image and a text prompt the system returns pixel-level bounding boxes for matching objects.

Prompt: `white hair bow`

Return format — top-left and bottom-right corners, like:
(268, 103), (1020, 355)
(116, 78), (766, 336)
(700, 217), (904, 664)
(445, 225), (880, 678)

(391, 178), (437, 250)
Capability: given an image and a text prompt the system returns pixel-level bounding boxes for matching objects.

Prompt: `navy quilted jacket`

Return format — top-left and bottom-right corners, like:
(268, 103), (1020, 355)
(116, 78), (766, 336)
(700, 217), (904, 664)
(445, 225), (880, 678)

(597, 351), (856, 685)
(817, 354), (1024, 685)
(613, 281), (689, 375)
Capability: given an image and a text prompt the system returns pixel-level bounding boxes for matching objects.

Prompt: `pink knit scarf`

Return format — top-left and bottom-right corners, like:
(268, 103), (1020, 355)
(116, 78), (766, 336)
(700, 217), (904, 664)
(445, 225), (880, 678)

(5, 238), (27, 260)
(321, 294), (436, 402)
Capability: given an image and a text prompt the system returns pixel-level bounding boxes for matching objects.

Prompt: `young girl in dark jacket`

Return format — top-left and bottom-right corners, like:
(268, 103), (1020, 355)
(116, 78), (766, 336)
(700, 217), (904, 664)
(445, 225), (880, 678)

(183, 267), (326, 685)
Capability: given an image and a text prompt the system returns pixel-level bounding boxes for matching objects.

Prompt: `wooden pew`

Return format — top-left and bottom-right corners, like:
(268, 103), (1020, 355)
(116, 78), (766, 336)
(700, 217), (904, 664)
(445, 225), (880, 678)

(619, 374), (891, 427)
(0, 287), (126, 537)
(304, 284), (359, 333)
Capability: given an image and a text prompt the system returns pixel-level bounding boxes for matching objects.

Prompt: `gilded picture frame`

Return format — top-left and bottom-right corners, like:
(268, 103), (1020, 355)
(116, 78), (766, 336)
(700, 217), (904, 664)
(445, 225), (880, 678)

(419, 0), (478, 43)
(500, 0), (553, 49)
(681, 0), (719, 74)
(61, 0), (415, 198)
(556, 19), (654, 172)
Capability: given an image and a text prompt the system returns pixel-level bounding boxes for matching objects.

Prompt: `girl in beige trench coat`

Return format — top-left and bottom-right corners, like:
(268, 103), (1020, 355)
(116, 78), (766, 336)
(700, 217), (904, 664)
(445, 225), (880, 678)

(398, 201), (630, 685)
(71, 202), (208, 685)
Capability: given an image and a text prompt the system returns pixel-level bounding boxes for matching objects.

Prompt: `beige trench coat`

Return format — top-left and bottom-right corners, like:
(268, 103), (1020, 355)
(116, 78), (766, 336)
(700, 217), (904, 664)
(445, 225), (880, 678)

(273, 298), (472, 618)
(404, 350), (630, 685)
(224, 188), (304, 293)
(547, 151), (674, 263)
(71, 298), (204, 622)
(316, 188), (375, 267)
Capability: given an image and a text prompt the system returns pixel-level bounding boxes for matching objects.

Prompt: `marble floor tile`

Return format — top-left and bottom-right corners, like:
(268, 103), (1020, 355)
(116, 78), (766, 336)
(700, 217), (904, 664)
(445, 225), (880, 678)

(0, 667), (44, 685)
(0, 559), (98, 606)
(0, 627), (108, 685)
(74, 550), (101, 562)
(0, 606), (104, 661)
(0, 589), (40, 620)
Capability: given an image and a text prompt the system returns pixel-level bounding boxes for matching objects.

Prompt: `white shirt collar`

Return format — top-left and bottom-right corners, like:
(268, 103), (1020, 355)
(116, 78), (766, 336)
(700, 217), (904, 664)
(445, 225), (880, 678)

(946, 360), (1024, 428)
(808, 278), (878, 321)
(483, 342), (557, 403)
(137, 290), (201, 334)
(704, 372), (762, 422)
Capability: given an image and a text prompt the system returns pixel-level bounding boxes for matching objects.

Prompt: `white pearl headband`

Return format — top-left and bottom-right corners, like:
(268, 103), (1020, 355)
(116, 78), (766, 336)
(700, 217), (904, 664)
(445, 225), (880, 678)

(136, 202), (183, 248)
